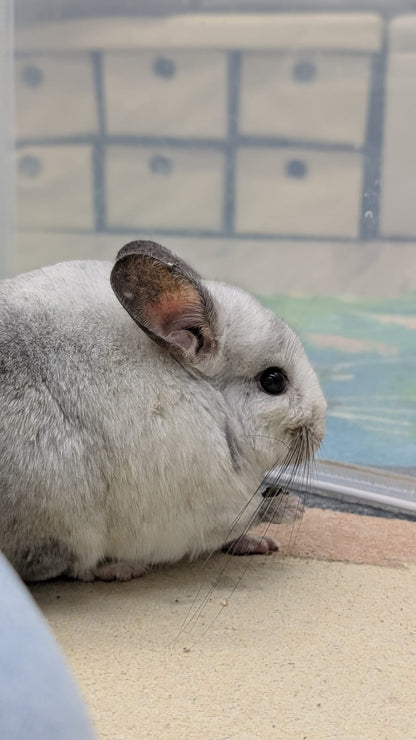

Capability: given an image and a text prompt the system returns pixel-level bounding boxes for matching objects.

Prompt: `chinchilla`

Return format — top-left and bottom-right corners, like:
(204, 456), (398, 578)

(0, 240), (326, 582)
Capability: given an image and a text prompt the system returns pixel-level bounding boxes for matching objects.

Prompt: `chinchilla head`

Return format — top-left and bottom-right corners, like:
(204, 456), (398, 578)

(111, 240), (327, 479)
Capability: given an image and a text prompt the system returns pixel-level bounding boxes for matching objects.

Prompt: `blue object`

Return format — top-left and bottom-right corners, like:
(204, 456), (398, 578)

(0, 555), (94, 739)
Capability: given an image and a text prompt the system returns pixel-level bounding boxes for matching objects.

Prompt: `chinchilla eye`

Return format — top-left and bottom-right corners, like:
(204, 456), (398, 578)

(258, 367), (288, 395)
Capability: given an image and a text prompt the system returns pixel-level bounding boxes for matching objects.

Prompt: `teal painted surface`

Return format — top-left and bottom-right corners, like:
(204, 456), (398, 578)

(262, 294), (416, 468)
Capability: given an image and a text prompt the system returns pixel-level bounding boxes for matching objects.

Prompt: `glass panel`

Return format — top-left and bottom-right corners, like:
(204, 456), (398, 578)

(0, 0), (14, 277)
(7, 1), (416, 504)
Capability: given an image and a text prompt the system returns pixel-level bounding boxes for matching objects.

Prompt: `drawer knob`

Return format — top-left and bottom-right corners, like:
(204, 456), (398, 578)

(286, 159), (307, 179)
(149, 154), (173, 175)
(292, 60), (316, 84)
(21, 65), (43, 88)
(153, 57), (176, 79)
(18, 154), (42, 178)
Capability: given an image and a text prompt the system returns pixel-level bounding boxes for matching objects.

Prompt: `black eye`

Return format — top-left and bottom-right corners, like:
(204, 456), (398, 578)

(258, 367), (288, 395)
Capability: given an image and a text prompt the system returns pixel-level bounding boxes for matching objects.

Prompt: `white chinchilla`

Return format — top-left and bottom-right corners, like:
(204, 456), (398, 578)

(0, 240), (326, 582)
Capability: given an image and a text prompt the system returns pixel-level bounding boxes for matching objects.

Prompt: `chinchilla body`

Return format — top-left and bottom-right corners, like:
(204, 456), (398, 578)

(0, 242), (326, 582)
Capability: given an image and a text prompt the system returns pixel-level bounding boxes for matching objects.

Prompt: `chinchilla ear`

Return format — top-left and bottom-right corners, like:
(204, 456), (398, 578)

(110, 240), (218, 361)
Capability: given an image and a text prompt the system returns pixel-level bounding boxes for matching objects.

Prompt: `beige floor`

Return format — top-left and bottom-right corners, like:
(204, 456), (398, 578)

(30, 511), (416, 740)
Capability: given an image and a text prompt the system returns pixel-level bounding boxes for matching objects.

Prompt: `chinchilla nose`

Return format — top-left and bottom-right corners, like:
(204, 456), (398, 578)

(289, 392), (327, 457)
(311, 392), (327, 448)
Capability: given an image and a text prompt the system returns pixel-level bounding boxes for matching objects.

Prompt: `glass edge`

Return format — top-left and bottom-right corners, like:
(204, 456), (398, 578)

(265, 459), (416, 515)
(0, 0), (16, 278)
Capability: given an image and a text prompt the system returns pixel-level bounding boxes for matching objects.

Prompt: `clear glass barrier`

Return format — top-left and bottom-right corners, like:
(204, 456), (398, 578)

(5, 1), (416, 501)
(0, 0), (14, 276)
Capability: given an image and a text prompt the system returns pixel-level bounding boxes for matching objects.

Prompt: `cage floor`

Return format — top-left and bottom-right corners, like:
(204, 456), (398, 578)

(31, 509), (416, 740)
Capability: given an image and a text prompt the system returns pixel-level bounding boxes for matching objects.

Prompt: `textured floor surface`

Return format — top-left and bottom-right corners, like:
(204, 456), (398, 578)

(30, 510), (416, 740)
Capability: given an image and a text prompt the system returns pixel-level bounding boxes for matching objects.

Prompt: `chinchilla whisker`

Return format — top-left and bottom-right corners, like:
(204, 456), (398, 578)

(175, 544), (248, 640)
(176, 478), (317, 643)
(175, 488), (282, 639)
(175, 481), (285, 640)
(201, 448), (297, 566)
(177, 427), (323, 642)
(221, 448), (301, 547)
(198, 440), (294, 570)
(261, 449), (308, 527)
(197, 511), (297, 643)
(198, 517), (294, 642)
(175, 500), (271, 639)
(239, 434), (290, 452)
(175, 447), (302, 640)
(175, 446), (307, 640)
(280, 448), (317, 554)
(197, 555), (260, 640)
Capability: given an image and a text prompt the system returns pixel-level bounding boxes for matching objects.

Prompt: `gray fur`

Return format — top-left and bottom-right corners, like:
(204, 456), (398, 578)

(223, 420), (242, 473)
(10, 540), (76, 582)
(0, 242), (326, 581)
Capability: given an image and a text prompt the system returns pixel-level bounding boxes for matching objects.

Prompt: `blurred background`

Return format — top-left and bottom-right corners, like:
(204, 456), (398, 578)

(1, 0), (416, 481)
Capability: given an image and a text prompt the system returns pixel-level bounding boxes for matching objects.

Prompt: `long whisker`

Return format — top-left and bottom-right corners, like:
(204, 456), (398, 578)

(239, 434), (291, 451)
(197, 446), (311, 640)
(175, 428), (320, 642)
(173, 435), (293, 640)
(176, 445), (302, 640)
(222, 446), (300, 552)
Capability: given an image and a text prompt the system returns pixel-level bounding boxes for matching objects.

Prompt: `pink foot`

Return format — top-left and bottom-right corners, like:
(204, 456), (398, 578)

(224, 534), (279, 556)
(76, 562), (144, 582)
(93, 562), (145, 581)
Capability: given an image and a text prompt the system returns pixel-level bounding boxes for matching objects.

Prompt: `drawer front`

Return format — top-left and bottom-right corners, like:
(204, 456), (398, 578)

(104, 51), (226, 138)
(235, 148), (363, 238)
(381, 53), (416, 237)
(16, 54), (98, 139)
(106, 146), (224, 231)
(16, 233), (101, 274)
(240, 52), (371, 145)
(17, 146), (94, 230)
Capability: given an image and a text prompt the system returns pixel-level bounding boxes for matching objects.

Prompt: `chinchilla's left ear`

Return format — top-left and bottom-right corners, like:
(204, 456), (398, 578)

(110, 240), (218, 362)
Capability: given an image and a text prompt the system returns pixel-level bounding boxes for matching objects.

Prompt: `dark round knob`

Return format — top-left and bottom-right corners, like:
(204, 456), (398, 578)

(153, 57), (176, 79)
(150, 155), (173, 175)
(286, 159), (307, 179)
(21, 65), (43, 87)
(292, 60), (317, 84)
(18, 154), (42, 178)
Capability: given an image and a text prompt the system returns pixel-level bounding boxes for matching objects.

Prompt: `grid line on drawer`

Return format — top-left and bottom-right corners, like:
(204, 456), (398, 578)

(223, 50), (240, 236)
(15, 44), (390, 242)
(91, 50), (107, 232)
(359, 34), (387, 241)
